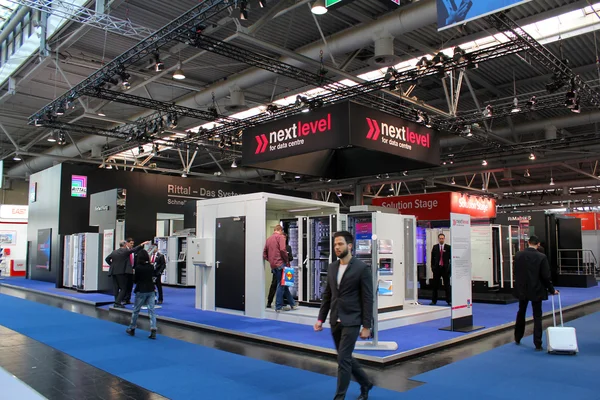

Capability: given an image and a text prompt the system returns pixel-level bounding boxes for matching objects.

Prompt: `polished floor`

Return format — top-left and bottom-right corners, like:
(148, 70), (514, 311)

(1, 284), (598, 398)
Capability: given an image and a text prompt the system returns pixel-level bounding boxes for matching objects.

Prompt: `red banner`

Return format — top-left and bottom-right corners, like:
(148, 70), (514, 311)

(565, 213), (598, 231)
(372, 192), (496, 220)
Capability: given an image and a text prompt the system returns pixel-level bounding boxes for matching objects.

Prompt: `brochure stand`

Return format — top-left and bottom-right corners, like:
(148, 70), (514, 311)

(355, 238), (399, 351)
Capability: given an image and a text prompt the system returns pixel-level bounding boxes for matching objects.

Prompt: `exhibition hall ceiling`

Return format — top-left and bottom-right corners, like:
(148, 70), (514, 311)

(1, 0), (600, 211)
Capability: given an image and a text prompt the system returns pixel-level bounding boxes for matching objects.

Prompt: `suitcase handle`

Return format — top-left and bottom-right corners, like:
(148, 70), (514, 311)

(551, 293), (563, 327)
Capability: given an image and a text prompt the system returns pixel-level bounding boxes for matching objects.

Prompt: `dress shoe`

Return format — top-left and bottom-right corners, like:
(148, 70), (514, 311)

(126, 328), (135, 336)
(149, 329), (157, 340)
(114, 303), (125, 309)
(515, 339), (521, 345)
(357, 383), (373, 400)
(157, 301), (163, 305)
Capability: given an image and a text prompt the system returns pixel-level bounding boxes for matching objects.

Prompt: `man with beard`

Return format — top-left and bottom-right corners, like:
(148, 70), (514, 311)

(314, 231), (374, 400)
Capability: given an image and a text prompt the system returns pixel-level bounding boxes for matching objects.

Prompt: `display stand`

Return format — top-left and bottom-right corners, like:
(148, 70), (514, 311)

(355, 238), (399, 351)
(440, 214), (484, 333)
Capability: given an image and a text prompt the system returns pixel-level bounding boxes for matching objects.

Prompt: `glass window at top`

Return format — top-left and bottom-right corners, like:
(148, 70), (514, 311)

(0, 1), (19, 30)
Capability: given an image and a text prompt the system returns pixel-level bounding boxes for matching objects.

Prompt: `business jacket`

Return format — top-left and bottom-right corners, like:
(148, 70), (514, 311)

(514, 247), (556, 302)
(105, 245), (143, 276)
(431, 243), (451, 272)
(134, 262), (156, 293)
(152, 252), (166, 276)
(318, 257), (373, 329)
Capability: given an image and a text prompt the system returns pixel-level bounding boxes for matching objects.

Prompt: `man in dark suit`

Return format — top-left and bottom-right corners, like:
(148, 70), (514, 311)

(314, 231), (373, 400)
(105, 240), (149, 308)
(151, 246), (166, 304)
(124, 237), (137, 304)
(514, 235), (559, 350)
(430, 233), (451, 305)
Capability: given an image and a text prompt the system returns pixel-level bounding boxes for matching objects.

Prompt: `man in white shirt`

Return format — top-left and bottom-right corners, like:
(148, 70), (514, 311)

(314, 231), (374, 400)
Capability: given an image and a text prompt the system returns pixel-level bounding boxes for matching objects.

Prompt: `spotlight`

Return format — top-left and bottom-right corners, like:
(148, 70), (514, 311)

(138, 145), (144, 154)
(47, 132), (57, 142)
(311, 0), (327, 15)
(571, 99), (581, 114)
(462, 125), (472, 137)
(153, 144), (159, 156)
(57, 131), (67, 145)
(549, 177), (555, 186)
(153, 54), (164, 72)
(167, 113), (178, 128)
(34, 119), (42, 127)
(511, 97), (520, 113)
(529, 153), (536, 160)
(231, 159), (238, 168)
(173, 64), (186, 80)
(482, 159), (488, 166)
(55, 104), (65, 116)
(483, 104), (493, 118)
(181, 172), (187, 178)
(451, 177), (456, 185)
(13, 154), (21, 161)
(266, 104), (278, 115)
(416, 56), (430, 70)
(526, 96), (537, 109)
(119, 71), (131, 89)
(453, 46), (466, 62)
(524, 169), (531, 177)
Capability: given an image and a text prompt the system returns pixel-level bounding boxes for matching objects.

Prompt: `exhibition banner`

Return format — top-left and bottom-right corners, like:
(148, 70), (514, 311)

(565, 212), (598, 231)
(348, 103), (440, 164)
(450, 213), (472, 323)
(102, 229), (114, 272)
(371, 192), (495, 220)
(437, 0), (532, 31)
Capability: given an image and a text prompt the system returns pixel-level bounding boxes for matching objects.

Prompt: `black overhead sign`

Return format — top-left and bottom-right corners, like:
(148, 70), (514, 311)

(241, 102), (440, 178)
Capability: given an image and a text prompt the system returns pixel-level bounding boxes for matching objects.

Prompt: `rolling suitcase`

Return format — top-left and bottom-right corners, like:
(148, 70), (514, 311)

(546, 293), (578, 355)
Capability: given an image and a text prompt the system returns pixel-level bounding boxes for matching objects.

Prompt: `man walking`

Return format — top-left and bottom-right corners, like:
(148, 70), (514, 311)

(514, 235), (559, 350)
(267, 232), (293, 308)
(430, 233), (451, 305)
(314, 231), (374, 400)
(126, 249), (158, 339)
(263, 225), (296, 312)
(105, 240), (149, 308)
(151, 246), (166, 304)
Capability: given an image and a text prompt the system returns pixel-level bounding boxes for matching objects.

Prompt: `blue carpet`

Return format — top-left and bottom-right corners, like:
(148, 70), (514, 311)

(0, 294), (401, 400)
(112, 285), (600, 358)
(0, 293), (599, 400)
(0, 277), (114, 304)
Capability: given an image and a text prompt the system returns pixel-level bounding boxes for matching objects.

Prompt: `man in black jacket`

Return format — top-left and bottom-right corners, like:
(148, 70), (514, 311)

(123, 238), (137, 304)
(314, 231), (373, 400)
(151, 246), (166, 304)
(430, 233), (451, 305)
(514, 235), (559, 350)
(126, 249), (158, 339)
(105, 240), (149, 308)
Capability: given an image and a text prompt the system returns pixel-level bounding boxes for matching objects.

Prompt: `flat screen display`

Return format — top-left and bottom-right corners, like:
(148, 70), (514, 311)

(437, 0), (531, 31)
(36, 228), (52, 270)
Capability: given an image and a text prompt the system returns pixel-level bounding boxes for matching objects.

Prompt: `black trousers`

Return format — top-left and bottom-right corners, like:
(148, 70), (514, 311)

(514, 299), (543, 347)
(112, 274), (128, 305)
(431, 268), (451, 304)
(124, 273), (134, 303)
(267, 269), (277, 306)
(331, 323), (371, 400)
(155, 277), (163, 302)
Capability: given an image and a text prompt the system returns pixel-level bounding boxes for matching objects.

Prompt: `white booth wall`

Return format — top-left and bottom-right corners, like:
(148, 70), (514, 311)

(582, 231), (600, 263)
(195, 193), (339, 319)
(0, 205), (28, 276)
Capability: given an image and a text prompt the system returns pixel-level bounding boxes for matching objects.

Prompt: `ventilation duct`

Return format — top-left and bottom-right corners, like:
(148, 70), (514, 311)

(369, 34), (401, 67)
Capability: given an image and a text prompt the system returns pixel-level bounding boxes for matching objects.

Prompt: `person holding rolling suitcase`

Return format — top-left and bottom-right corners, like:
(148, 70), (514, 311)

(513, 235), (559, 351)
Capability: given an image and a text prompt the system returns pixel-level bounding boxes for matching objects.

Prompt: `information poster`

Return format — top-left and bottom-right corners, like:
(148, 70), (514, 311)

(36, 228), (52, 270)
(102, 229), (115, 272)
(378, 280), (393, 296)
(450, 213), (472, 321)
(470, 225), (492, 283)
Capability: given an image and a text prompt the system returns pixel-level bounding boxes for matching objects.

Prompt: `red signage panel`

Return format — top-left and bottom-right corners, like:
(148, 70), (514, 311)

(565, 213), (598, 231)
(372, 192), (496, 220)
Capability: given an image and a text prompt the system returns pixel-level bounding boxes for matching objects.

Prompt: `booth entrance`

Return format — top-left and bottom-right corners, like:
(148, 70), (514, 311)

(215, 217), (246, 312)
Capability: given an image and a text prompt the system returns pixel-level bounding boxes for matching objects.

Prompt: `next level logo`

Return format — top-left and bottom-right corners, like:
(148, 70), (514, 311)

(254, 114), (332, 154)
(365, 118), (431, 150)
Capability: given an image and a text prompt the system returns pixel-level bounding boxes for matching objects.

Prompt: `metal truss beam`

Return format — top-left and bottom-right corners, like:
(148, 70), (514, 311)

(29, 0), (230, 123)
(7, 0), (155, 40)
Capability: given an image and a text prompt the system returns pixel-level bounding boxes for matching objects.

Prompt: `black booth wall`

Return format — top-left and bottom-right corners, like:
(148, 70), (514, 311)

(28, 163), (305, 284)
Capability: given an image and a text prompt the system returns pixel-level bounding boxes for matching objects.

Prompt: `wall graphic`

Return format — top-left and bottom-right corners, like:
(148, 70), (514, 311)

(437, 0), (531, 31)
(36, 228), (52, 270)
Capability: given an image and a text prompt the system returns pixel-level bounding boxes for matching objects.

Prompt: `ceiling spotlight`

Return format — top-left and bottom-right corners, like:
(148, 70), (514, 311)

(55, 104), (65, 116)
(97, 112), (106, 117)
(173, 63), (186, 80)
(153, 54), (164, 72)
(181, 171), (187, 178)
(231, 159), (238, 168)
(529, 152), (536, 160)
(119, 71), (131, 89)
(34, 119), (42, 127)
(511, 97), (520, 113)
(13, 154), (21, 161)
(549, 177), (555, 186)
(402, 171), (408, 176)
(47, 132), (57, 142)
(483, 104), (493, 118)
(482, 159), (488, 166)
(138, 146), (144, 154)
(571, 98), (581, 114)
(524, 169), (531, 177)
(167, 113), (178, 128)
(153, 144), (159, 156)
(526, 96), (537, 109)
(451, 177), (456, 185)
(311, 0), (327, 15)
(57, 131), (67, 145)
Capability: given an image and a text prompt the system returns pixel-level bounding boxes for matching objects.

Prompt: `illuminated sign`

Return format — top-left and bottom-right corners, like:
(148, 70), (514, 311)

(71, 175), (88, 197)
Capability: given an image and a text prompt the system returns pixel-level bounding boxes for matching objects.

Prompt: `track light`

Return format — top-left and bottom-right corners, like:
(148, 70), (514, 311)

(231, 159), (238, 168)
(451, 177), (456, 185)
(549, 177), (555, 186)
(55, 104), (65, 116)
(511, 97), (520, 113)
(482, 159), (488, 166)
(47, 132), (57, 142)
(173, 63), (185, 80)
(13, 154), (21, 161)
(311, 0), (327, 15)
(529, 152), (535, 160)
(153, 54), (164, 72)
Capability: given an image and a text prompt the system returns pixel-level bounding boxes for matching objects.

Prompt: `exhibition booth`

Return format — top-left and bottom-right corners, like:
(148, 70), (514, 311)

(0, 205), (28, 277)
